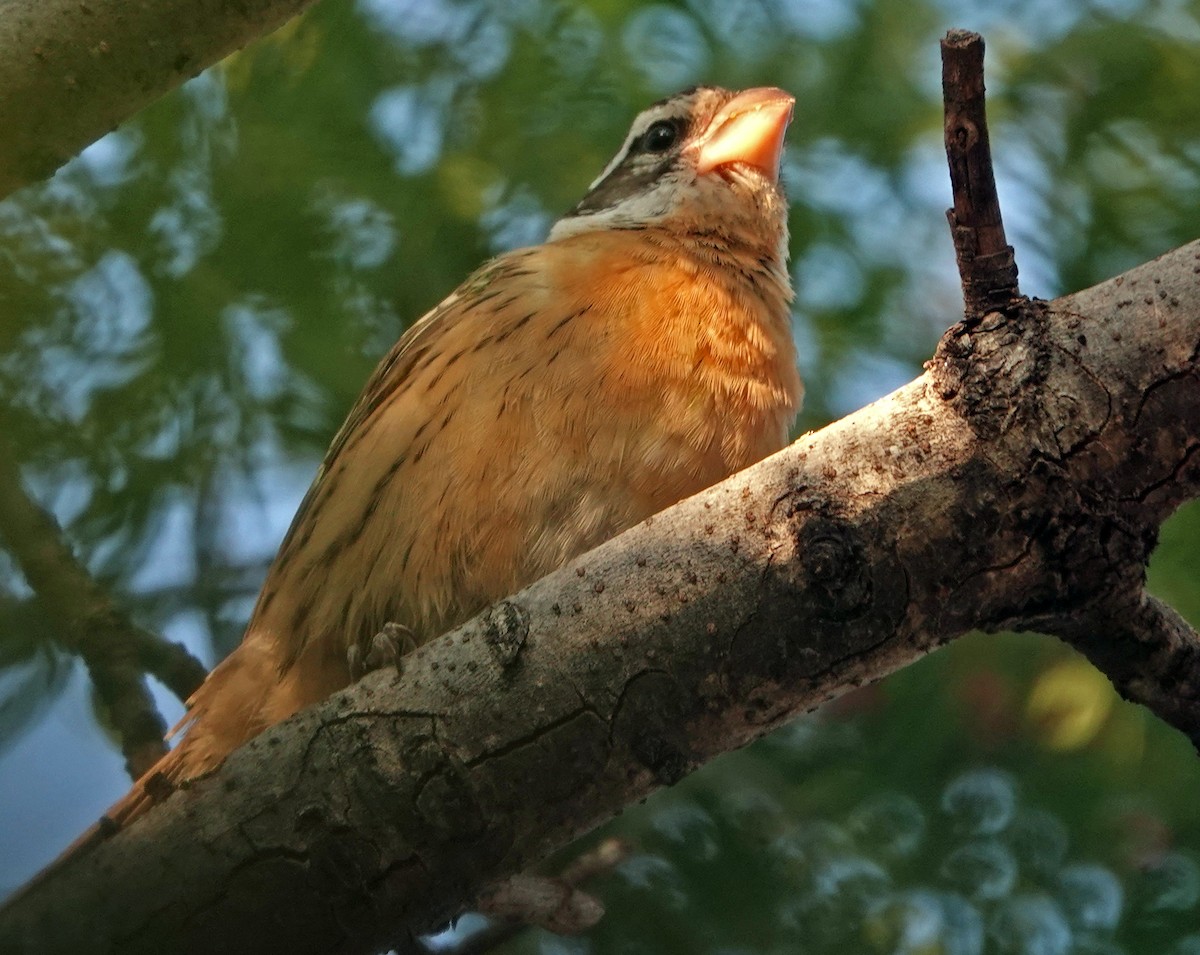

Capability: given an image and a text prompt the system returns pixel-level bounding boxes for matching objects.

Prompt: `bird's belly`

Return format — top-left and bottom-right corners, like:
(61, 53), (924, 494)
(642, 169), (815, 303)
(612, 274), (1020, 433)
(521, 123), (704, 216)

(395, 379), (786, 632)
(273, 379), (787, 666)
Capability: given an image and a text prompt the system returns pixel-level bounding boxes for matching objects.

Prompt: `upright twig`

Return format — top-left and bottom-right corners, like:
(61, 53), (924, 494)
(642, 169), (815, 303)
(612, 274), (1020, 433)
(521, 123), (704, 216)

(939, 30), (1200, 747)
(941, 29), (1021, 317)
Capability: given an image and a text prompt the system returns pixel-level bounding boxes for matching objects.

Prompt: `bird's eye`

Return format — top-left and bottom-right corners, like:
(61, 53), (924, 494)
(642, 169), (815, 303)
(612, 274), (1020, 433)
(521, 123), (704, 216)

(640, 120), (679, 153)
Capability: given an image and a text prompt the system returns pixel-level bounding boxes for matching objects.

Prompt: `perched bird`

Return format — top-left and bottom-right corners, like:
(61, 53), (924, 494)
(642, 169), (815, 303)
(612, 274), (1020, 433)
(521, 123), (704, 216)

(79, 85), (802, 845)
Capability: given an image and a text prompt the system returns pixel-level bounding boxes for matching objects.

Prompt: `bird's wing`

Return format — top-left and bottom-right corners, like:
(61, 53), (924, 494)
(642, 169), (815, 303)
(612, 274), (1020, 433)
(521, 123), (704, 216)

(272, 250), (532, 562)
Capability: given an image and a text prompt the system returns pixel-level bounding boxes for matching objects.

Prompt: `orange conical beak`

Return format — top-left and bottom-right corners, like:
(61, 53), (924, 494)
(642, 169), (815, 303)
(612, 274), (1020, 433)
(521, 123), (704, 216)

(694, 87), (794, 183)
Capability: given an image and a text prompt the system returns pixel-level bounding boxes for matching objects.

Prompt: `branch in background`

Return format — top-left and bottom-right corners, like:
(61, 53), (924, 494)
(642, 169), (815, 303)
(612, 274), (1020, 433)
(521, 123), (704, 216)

(0, 432), (207, 778)
(0, 0), (321, 200)
(941, 29), (1021, 316)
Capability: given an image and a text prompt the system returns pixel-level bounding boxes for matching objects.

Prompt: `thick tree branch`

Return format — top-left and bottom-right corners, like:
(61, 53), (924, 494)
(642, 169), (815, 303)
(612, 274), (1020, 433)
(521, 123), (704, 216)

(0, 431), (207, 777)
(0, 0), (321, 200)
(2, 239), (1198, 954)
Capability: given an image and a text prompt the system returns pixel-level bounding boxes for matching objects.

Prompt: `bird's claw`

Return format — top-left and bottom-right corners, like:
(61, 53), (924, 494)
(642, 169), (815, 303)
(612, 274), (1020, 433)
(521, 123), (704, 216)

(348, 622), (416, 679)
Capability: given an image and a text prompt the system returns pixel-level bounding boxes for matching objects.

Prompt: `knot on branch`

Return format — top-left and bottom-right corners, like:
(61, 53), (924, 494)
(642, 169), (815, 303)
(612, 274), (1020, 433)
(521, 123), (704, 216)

(797, 517), (873, 622)
(744, 499), (907, 684)
(630, 732), (693, 786)
(611, 671), (697, 785)
(483, 600), (529, 669)
(928, 301), (1052, 441)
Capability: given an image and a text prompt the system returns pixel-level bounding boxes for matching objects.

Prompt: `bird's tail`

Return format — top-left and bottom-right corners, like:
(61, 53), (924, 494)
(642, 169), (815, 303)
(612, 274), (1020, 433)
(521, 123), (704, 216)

(3, 720), (200, 907)
(46, 739), (191, 865)
(10, 636), (279, 904)
(11, 625), (347, 904)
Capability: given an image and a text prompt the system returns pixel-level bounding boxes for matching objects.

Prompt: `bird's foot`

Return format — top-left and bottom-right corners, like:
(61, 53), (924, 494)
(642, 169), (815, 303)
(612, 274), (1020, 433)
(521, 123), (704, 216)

(476, 874), (604, 935)
(348, 622), (416, 679)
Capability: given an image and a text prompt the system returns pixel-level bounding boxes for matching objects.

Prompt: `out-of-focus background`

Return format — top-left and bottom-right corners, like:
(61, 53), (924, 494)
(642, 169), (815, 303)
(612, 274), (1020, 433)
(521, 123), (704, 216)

(1, 1), (1199, 952)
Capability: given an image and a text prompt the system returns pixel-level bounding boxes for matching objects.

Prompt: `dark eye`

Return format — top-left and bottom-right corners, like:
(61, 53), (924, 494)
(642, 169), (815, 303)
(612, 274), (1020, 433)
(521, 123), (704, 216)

(640, 120), (679, 153)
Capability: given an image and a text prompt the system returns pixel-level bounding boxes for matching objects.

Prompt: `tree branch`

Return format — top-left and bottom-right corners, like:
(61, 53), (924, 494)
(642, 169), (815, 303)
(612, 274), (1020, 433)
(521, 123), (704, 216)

(0, 430), (207, 777)
(1046, 591), (1200, 749)
(0, 0), (321, 200)
(2, 237), (1197, 954)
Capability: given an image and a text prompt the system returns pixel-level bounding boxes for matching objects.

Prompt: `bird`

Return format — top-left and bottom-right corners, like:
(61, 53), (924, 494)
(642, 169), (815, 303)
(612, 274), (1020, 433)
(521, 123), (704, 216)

(65, 85), (803, 855)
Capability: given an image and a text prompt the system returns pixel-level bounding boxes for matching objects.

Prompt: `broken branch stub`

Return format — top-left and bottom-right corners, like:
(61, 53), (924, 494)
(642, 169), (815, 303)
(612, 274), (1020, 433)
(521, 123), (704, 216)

(941, 28), (1021, 317)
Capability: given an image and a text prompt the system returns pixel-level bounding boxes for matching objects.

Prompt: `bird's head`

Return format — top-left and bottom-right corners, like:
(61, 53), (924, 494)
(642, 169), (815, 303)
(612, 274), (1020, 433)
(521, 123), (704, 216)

(549, 86), (794, 255)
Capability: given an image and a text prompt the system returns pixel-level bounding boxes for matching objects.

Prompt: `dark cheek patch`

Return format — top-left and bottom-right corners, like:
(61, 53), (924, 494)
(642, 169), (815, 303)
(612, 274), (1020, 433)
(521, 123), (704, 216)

(566, 155), (676, 218)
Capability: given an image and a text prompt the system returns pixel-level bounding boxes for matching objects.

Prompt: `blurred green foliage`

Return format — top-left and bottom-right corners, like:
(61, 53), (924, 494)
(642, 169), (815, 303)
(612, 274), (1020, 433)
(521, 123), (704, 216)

(0, 0), (1198, 951)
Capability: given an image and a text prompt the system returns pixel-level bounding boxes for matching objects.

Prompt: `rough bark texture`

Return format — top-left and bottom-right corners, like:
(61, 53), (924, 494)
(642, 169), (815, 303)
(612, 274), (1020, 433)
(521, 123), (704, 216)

(0, 0), (320, 199)
(2, 240), (1198, 955)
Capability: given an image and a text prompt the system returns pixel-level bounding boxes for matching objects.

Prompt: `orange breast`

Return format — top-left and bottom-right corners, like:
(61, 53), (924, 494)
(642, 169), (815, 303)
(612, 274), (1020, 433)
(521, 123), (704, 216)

(545, 228), (802, 493)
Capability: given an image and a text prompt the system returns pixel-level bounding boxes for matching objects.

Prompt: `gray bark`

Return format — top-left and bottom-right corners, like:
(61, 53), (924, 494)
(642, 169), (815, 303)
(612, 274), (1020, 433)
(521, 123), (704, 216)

(0, 0), (320, 199)
(2, 240), (1198, 955)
